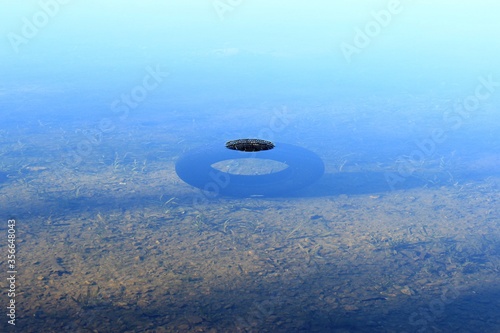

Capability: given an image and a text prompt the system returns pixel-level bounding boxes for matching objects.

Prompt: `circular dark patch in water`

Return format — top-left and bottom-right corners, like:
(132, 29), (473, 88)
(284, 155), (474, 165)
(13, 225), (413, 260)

(225, 139), (275, 152)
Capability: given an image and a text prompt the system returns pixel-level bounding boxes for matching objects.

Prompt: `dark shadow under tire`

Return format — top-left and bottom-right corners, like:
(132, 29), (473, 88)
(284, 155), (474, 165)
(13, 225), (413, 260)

(175, 142), (324, 197)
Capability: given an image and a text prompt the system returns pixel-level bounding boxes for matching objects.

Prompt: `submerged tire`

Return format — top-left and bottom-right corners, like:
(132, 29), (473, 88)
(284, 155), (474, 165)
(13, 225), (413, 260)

(175, 141), (324, 197)
(225, 139), (275, 152)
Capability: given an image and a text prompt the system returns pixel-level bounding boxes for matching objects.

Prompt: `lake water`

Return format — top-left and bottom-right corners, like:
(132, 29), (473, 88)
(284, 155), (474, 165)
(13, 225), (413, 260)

(1, 1), (499, 332)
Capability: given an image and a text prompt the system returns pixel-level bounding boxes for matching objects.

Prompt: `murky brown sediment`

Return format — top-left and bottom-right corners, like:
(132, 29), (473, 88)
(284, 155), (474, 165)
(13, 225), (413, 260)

(0, 117), (499, 332)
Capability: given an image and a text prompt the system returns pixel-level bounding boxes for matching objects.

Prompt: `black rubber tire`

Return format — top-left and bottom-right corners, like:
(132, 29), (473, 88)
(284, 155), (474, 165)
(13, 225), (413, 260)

(175, 141), (324, 197)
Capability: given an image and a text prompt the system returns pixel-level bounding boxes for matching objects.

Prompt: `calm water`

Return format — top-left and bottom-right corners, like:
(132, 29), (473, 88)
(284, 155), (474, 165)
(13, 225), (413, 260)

(1, 1), (499, 332)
